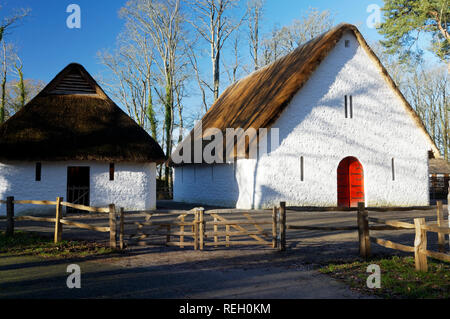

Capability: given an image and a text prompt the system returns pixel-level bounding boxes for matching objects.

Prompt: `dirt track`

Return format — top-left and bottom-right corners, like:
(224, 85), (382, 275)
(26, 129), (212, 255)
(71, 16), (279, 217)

(0, 202), (447, 298)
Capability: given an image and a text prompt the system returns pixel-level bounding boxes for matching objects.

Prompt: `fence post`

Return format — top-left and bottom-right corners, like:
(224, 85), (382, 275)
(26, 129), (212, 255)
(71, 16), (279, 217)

(198, 208), (205, 251)
(119, 207), (124, 250)
(180, 215), (185, 249)
(6, 196), (14, 237)
(54, 197), (63, 243)
(436, 201), (445, 252)
(109, 204), (117, 249)
(414, 218), (428, 272)
(194, 210), (199, 250)
(272, 206), (277, 248)
(357, 202), (370, 259)
(279, 202), (286, 251)
(448, 186), (450, 251)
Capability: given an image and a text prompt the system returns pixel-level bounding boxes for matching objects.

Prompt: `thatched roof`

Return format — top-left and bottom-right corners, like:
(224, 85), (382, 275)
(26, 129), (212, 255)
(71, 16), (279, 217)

(170, 23), (440, 166)
(0, 63), (165, 163)
(429, 158), (450, 175)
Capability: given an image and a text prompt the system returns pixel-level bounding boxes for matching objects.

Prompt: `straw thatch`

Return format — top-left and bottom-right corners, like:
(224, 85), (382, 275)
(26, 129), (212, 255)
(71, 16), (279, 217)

(0, 63), (165, 163)
(170, 23), (440, 166)
(429, 158), (450, 175)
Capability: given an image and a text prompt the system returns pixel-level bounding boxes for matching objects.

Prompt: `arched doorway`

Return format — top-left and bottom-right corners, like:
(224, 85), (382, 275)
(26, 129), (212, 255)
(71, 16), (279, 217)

(337, 157), (365, 207)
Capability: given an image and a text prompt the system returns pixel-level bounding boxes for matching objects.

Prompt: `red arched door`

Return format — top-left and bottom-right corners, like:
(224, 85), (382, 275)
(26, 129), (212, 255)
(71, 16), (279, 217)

(337, 157), (365, 207)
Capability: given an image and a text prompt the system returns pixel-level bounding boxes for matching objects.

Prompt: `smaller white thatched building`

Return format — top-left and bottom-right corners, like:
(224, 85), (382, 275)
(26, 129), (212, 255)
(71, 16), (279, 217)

(0, 63), (165, 215)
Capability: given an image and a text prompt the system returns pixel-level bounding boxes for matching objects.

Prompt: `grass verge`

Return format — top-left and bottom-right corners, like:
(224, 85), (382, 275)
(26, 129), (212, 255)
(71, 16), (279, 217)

(319, 255), (450, 299)
(0, 230), (116, 258)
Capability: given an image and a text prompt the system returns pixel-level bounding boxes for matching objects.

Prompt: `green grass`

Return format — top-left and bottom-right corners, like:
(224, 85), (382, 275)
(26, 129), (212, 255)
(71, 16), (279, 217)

(0, 231), (116, 259)
(319, 255), (450, 299)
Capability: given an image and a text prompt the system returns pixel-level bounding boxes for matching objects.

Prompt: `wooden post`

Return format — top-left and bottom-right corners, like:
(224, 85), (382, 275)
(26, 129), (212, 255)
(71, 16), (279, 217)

(180, 215), (185, 249)
(214, 216), (218, 247)
(279, 202), (286, 251)
(54, 197), (63, 243)
(119, 207), (124, 250)
(436, 201), (445, 252)
(6, 196), (14, 237)
(194, 211), (199, 250)
(166, 225), (171, 244)
(199, 208), (204, 251)
(414, 218), (428, 272)
(357, 202), (370, 259)
(226, 224), (230, 247)
(109, 204), (117, 249)
(272, 207), (277, 248)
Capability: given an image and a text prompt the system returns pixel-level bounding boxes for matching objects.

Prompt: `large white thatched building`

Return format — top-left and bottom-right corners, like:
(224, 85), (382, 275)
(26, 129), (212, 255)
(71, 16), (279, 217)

(171, 24), (440, 209)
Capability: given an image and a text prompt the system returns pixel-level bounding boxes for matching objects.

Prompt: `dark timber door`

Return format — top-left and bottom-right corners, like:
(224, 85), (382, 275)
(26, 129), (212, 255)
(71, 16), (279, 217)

(67, 167), (90, 213)
(337, 157), (365, 207)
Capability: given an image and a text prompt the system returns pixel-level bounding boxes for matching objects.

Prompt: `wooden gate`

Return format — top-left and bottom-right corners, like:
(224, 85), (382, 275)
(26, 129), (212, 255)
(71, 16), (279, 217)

(204, 210), (276, 248)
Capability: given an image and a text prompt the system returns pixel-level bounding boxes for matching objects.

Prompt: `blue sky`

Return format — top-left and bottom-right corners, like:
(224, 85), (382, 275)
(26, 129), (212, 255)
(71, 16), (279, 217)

(2, 0), (385, 84)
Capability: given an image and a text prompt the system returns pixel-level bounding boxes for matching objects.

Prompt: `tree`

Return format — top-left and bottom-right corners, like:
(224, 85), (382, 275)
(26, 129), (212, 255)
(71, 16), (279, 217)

(188, 0), (246, 102)
(98, 22), (158, 138)
(378, 0), (450, 66)
(247, 0), (264, 71)
(0, 7), (30, 43)
(403, 65), (449, 161)
(119, 0), (187, 189)
(260, 8), (334, 66)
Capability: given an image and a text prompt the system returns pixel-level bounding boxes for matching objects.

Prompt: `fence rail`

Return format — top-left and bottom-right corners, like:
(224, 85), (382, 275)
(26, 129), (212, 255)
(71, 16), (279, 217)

(357, 201), (450, 272)
(2, 196), (117, 248)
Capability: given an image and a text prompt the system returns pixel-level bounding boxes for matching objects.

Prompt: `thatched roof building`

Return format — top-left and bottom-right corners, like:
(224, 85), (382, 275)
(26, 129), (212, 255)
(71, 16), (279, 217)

(172, 23), (439, 209)
(171, 23), (440, 165)
(0, 63), (165, 163)
(429, 158), (450, 175)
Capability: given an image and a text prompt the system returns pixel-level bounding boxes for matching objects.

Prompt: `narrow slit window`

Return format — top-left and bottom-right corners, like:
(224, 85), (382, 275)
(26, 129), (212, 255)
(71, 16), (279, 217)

(344, 95), (348, 118)
(35, 162), (41, 181)
(391, 158), (395, 181)
(300, 156), (304, 181)
(109, 163), (115, 181)
(349, 95), (353, 119)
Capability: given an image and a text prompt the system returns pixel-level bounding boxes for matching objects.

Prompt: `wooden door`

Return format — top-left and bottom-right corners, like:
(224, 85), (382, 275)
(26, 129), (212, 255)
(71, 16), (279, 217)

(337, 157), (365, 207)
(67, 167), (90, 213)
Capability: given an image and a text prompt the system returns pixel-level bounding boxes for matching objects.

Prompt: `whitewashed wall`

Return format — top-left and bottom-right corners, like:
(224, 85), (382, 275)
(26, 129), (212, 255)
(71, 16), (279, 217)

(0, 161), (156, 215)
(174, 31), (432, 209)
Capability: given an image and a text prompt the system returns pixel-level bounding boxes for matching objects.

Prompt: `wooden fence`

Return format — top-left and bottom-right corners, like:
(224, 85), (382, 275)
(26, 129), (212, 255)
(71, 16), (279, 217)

(358, 201), (450, 272)
(286, 201), (449, 272)
(123, 206), (284, 250)
(2, 196), (120, 248)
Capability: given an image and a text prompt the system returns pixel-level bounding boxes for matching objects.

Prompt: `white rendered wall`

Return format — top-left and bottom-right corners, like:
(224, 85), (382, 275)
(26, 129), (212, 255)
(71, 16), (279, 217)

(173, 164), (239, 207)
(0, 161), (156, 215)
(174, 31), (432, 209)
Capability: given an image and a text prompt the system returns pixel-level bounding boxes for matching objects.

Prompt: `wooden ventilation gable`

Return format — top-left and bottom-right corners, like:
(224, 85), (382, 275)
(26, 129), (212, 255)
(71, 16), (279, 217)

(49, 72), (96, 95)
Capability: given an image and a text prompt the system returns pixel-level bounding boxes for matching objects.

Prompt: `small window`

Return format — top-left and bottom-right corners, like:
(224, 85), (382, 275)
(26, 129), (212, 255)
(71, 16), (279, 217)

(391, 158), (395, 181)
(345, 95), (348, 118)
(300, 156), (304, 182)
(345, 95), (353, 119)
(349, 95), (353, 119)
(109, 163), (115, 181)
(345, 40), (350, 47)
(35, 162), (41, 181)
